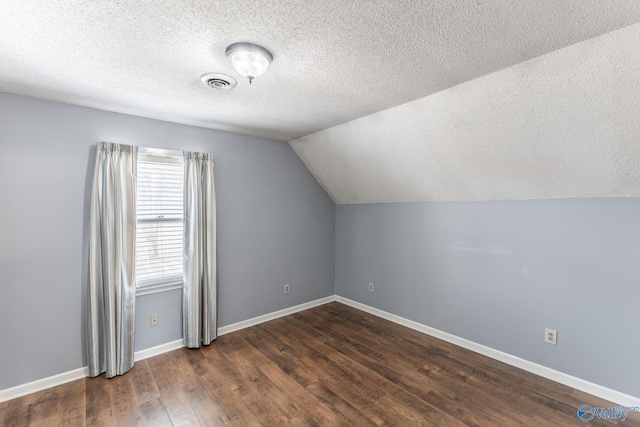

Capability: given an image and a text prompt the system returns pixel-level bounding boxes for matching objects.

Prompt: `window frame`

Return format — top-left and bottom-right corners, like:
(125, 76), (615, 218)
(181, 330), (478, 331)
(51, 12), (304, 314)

(135, 147), (185, 296)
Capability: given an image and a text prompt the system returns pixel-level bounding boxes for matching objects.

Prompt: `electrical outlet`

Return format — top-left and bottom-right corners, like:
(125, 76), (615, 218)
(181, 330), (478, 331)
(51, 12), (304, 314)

(368, 282), (374, 292)
(150, 314), (159, 327)
(545, 328), (557, 345)
(284, 284), (290, 294)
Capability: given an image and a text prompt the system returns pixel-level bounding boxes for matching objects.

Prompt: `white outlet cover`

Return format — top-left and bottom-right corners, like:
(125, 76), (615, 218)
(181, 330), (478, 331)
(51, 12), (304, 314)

(545, 328), (557, 345)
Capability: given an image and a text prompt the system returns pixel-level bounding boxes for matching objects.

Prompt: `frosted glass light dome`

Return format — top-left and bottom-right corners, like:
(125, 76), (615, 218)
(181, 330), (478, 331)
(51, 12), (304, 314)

(225, 43), (273, 85)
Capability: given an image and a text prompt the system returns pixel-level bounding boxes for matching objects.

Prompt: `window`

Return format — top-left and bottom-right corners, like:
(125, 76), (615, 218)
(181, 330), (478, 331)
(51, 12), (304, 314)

(135, 149), (184, 294)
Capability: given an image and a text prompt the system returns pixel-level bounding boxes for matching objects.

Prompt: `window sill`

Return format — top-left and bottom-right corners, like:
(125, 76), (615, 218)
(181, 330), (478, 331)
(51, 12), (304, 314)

(136, 281), (183, 296)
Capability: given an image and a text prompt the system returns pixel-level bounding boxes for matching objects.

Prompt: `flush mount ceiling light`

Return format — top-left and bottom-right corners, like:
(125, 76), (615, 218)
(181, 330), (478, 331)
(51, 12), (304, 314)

(225, 42), (273, 85)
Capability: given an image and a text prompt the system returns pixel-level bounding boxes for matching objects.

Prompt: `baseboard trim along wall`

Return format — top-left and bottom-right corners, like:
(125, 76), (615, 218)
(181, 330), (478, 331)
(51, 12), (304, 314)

(217, 295), (336, 336)
(335, 296), (640, 408)
(3, 294), (638, 407)
(0, 295), (337, 403)
(0, 366), (90, 404)
(0, 339), (187, 403)
(134, 339), (185, 362)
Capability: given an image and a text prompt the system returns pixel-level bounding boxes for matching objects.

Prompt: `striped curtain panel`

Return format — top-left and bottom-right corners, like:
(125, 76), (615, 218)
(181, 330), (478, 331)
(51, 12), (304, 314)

(87, 142), (137, 378)
(183, 151), (217, 348)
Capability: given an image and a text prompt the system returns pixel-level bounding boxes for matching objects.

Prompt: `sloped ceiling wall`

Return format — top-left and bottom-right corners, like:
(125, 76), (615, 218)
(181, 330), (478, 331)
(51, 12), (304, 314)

(290, 23), (640, 204)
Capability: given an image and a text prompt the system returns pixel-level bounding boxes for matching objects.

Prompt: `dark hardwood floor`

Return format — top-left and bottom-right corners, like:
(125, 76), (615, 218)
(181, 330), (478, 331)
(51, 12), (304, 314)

(1, 302), (637, 426)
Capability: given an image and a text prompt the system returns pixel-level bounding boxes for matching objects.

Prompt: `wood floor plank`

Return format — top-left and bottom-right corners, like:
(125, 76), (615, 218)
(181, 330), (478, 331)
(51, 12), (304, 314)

(240, 327), (377, 426)
(291, 308), (533, 426)
(251, 322), (413, 426)
(185, 383), (231, 427)
(197, 340), (266, 427)
(1, 391), (35, 427)
(147, 351), (181, 390)
(112, 401), (145, 427)
(326, 304), (610, 426)
(129, 360), (162, 405)
(157, 384), (200, 425)
(172, 415), (202, 426)
(311, 304), (581, 425)
(261, 316), (465, 427)
(138, 397), (173, 427)
(170, 349), (204, 392)
(198, 373), (263, 427)
(55, 379), (86, 427)
(314, 303), (634, 427)
(85, 374), (114, 426)
(156, 349), (231, 426)
(207, 340), (289, 426)
(225, 331), (344, 426)
(2, 302), (638, 426)
(111, 371), (145, 426)
(24, 385), (60, 425)
(289, 310), (505, 426)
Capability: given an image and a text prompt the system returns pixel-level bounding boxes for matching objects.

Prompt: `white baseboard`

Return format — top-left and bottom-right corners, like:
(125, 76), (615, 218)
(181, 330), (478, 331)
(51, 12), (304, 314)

(134, 294), (339, 356)
(134, 339), (185, 362)
(336, 295), (640, 408)
(0, 295), (336, 403)
(0, 366), (89, 404)
(218, 295), (336, 336)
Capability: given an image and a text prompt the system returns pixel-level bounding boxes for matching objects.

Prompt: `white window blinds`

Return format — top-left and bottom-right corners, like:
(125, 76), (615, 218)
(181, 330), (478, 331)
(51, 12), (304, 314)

(135, 153), (184, 289)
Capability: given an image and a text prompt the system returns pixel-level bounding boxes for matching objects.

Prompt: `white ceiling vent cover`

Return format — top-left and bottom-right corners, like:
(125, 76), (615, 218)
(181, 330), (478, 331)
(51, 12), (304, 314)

(200, 73), (237, 90)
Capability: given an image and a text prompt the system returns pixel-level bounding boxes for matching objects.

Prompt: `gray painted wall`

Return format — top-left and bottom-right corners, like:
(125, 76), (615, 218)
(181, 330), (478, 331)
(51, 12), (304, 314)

(3, 90), (638, 400)
(335, 200), (640, 397)
(0, 93), (335, 389)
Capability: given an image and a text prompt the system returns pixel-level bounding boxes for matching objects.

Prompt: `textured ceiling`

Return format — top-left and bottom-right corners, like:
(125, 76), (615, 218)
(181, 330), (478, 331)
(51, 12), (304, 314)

(1, 1), (640, 141)
(291, 23), (640, 203)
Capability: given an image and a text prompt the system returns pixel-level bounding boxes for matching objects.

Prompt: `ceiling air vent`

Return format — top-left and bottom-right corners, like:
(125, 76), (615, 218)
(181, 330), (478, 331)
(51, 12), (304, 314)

(200, 73), (237, 90)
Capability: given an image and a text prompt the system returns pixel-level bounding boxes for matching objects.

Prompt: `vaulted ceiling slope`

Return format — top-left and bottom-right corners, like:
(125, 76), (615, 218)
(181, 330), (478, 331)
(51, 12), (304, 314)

(1, 1), (640, 142)
(290, 23), (640, 203)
